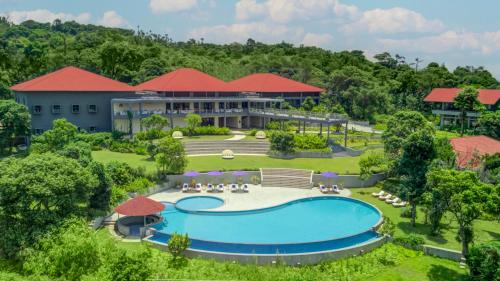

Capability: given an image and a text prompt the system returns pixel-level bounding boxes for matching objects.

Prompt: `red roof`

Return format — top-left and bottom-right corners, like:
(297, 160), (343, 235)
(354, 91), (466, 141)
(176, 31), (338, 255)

(228, 73), (324, 93)
(114, 196), (165, 216)
(10, 66), (135, 92)
(424, 88), (500, 105)
(136, 68), (235, 92)
(450, 135), (500, 168)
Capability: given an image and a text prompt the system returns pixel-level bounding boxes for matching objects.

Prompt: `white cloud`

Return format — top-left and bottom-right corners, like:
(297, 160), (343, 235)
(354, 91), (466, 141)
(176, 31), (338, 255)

(235, 0), (266, 21)
(149, 0), (198, 14)
(342, 7), (444, 34)
(98, 10), (128, 28)
(301, 33), (333, 47)
(379, 30), (500, 55)
(1, 9), (91, 24)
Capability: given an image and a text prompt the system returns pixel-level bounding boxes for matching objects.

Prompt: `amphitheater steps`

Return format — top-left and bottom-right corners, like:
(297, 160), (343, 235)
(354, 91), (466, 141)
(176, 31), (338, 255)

(184, 140), (270, 155)
(260, 168), (313, 188)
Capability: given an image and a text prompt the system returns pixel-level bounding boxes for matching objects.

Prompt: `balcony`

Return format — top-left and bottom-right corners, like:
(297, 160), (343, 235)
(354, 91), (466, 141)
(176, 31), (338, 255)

(114, 108), (247, 118)
(431, 110), (480, 117)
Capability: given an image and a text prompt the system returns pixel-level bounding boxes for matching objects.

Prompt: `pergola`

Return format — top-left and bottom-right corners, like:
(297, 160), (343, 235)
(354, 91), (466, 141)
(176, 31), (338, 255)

(115, 196), (165, 227)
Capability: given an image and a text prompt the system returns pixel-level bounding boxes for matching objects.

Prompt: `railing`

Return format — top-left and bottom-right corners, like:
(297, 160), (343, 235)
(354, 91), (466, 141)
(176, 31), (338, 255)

(114, 108), (247, 117)
(248, 108), (348, 122)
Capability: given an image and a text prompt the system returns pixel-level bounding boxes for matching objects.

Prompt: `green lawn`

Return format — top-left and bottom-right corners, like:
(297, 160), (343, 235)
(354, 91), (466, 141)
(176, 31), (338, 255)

(92, 150), (367, 174)
(351, 186), (500, 251)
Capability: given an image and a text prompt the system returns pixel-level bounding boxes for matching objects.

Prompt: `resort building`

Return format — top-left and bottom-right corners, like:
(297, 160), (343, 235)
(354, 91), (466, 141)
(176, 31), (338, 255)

(12, 66), (347, 135)
(449, 135), (500, 168)
(424, 88), (500, 128)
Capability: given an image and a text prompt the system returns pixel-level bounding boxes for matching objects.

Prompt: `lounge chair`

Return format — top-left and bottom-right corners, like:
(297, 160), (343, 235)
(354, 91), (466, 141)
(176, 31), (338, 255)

(242, 184), (249, 192)
(379, 194), (392, 201)
(230, 184), (238, 192)
(319, 185), (330, 193)
(386, 197), (400, 204)
(207, 184), (214, 192)
(217, 184), (224, 192)
(393, 201), (408, 207)
(195, 183), (202, 192)
(372, 190), (385, 197)
(332, 185), (340, 194)
(182, 183), (189, 193)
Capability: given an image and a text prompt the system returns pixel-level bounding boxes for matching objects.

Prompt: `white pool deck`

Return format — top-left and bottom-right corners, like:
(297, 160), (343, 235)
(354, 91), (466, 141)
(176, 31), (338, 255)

(148, 184), (351, 211)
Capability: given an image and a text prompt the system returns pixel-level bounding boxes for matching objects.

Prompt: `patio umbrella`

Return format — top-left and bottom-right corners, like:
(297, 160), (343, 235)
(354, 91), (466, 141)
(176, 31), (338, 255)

(207, 171), (224, 176)
(321, 171), (338, 178)
(232, 171), (248, 177)
(183, 171), (200, 177)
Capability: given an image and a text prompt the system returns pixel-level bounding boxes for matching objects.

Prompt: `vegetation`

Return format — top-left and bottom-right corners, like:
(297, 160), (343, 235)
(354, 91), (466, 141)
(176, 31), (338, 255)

(453, 87), (484, 136)
(466, 241), (500, 281)
(155, 137), (187, 176)
(475, 110), (500, 140)
(185, 113), (202, 136)
(269, 131), (296, 153)
(0, 100), (30, 154)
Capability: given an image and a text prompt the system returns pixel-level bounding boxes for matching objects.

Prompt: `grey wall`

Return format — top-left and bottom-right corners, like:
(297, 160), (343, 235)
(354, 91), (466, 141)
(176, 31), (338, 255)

(15, 91), (136, 132)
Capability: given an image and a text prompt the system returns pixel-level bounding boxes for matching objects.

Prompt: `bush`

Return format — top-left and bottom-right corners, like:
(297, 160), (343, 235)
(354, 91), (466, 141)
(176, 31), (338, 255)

(135, 130), (168, 141)
(400, 207), (413, 218)
(249, 129), (257, 136)
(194, 126), (230, 135)
(168, 232), (190, 260)
(75, 132), (113, 149)
(379, 216), (395, 236)
(466, 241), (500, 281)
(269, 131), (295, 153)
(294, 134), (328, 150)
(105, 161), (135, 186)
(392, 235), (425, 250)
(122, 177), (154, 193)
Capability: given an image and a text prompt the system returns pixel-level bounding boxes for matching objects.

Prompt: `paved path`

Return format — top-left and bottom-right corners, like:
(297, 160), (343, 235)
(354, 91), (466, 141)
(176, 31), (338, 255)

(347, 123), (383, 134)
(149, 184), (351, 211)
(225, 130), (246, 141)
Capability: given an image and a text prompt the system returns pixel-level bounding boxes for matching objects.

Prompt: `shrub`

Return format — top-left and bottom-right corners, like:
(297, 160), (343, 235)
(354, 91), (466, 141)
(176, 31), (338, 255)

(122, 177), (154, 193)
(269, 131), (295, 153)
(167, 233), (190, 260)
(135, 130), (168, 141)
(400, 207), (413, 218)
(392, 235), (425, 250)
(134, 146), (148, 155)
(249, 129), (257, 136)
(75, 132), (113, 149)
(379, 216), (395, 236)
(105, 161), (135, 186)
(466, 241), (500, 281)
(194, 126), (230, 135)
(293, 134), (328, 150)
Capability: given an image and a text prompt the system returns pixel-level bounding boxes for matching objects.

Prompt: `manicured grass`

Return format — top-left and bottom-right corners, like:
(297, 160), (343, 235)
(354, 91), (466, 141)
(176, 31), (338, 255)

(435, 130), (460, 139)
(351, 186), (500, 251)
(92, 150), (369, 174)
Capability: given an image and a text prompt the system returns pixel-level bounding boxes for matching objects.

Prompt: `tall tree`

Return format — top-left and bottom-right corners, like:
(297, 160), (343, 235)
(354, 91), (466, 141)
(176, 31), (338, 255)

(141, 114), (169, 131)
(0, 100), (31, 154)
(475, 110), (500, 140)
(185, 113), (201, 136)
(454, 87), (484, 136)
(155, 137), (187, 177)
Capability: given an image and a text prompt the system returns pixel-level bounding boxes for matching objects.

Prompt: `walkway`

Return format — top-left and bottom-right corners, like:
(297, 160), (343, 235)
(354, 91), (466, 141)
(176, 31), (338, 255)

(225, 130), (246, 141)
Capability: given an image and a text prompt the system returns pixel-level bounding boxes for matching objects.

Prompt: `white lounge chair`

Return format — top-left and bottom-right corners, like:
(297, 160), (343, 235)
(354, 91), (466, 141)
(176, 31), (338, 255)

(332, 185), (340, 194)
(182, 183), (189, 192)
(393, 201), (408, 207)
(242, 184), (249, 192)
(217, 184), (224, 192)
(379, 194), (392, 201)
(195, 183), (202, 192)
(372, 190), (385, 197)
(230, 184), (238, 192)
(386, 197), (400, 204)
(319, 185), (329, 193)
(207, 184), (214, 192)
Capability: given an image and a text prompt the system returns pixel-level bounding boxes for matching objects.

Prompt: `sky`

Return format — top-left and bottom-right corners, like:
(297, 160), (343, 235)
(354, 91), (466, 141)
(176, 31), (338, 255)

(2, 0), (500, 78)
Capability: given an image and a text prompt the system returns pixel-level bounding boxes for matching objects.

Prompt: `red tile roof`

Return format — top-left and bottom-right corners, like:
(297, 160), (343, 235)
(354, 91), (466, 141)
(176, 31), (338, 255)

(136, 68), (235, 92)
(450, 135), (500, 168)
(10, 66), (135, 92)
(424, 88), (500, 105)
(228, 73), (324, 93)
(114, 196), (165, 216)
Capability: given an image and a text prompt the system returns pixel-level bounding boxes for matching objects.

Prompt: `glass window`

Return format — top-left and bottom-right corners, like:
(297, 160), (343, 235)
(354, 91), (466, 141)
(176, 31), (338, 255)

(88, 104), (98, 113)
(72, 104), (80, 113)
(33, 128), (44, 135)
(32, 105), (42, 114)
(51, 104), (61, 114)
(89, 126), (97, 133)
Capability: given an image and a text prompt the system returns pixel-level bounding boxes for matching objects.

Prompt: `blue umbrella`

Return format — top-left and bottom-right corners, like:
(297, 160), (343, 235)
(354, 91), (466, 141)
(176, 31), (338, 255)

(207, 171), (224, 176)
(321, 171), (338, 178)
(232, 171), (248, 177)
(184, 171), (200, 177)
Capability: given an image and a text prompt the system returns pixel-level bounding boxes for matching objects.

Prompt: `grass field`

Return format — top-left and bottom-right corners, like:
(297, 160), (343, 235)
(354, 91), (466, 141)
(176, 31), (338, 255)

(351, 186), (500, 251)
(92, 150), (367, 174)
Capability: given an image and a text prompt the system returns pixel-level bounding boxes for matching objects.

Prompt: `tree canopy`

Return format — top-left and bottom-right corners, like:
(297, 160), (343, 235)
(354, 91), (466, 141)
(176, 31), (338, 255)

(0, 99), (31, 153)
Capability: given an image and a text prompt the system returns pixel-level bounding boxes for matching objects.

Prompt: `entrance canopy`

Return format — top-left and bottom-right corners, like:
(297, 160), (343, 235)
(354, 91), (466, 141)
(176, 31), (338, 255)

(115, 196), (165, 216)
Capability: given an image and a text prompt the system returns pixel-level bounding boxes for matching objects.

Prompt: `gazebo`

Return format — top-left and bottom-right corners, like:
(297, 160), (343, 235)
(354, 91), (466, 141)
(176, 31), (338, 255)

(115, 196), (165, 237)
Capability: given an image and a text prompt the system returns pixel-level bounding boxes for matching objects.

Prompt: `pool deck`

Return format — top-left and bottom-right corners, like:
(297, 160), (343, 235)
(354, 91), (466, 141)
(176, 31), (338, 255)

(148, 185), (351, 211)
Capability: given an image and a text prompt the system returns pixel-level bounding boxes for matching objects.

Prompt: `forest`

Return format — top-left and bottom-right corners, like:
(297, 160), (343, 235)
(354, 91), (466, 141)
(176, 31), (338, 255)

(0, 17), (499, 122)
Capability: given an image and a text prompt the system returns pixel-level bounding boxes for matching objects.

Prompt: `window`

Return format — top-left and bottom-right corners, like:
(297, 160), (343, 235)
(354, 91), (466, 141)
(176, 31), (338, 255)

(88, 104), (98, 113)
(32, 105), (42, 114)
(89, 126), (97, 133)
(33, 128), (44, 135)
(51, 104), (61, 114)
(72, 104), (80, 113)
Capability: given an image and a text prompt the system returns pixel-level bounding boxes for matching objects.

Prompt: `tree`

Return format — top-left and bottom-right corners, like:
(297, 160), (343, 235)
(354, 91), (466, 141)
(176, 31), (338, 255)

(269, 131), (295, 154)
(301, 96), (316, 111)
(167, 232), (190, 262)
(185, 113), (201, 136)
(359, 150), (388, 180)
(431, 137), (456, 169)
(155, 137), (187, 176)
(88, 161), (112, 212)
(382, 111), (434, 157)
(0, 153), (97, 257)
(141, 114), (168, 131)
(395, 129), (436, 226)
(427, 169), (499, 256)
(475, 110), (500, 140)
(454, 87), (484, 136)
(0, 100), (31, 154)
(466, 241), (500, 281)
(31, 118), (78, 152)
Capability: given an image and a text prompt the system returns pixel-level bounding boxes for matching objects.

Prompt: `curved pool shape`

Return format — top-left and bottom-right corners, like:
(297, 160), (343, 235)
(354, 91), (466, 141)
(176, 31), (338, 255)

(148, 196), (382, 254)
(175, 196), (224, 211)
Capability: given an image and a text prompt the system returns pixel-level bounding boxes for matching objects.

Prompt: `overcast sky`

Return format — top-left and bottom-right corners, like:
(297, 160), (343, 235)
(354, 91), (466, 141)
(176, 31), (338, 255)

(2, 0), (500, 78)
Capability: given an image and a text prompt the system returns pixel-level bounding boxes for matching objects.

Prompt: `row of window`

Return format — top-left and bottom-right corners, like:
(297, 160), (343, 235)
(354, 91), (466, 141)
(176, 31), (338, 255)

(33, 126), (98, 135)
(32, 104), (98, 114)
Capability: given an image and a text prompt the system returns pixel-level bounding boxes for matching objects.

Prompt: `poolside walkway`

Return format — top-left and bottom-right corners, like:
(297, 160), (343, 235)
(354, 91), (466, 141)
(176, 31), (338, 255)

(148, 185), (351, 211)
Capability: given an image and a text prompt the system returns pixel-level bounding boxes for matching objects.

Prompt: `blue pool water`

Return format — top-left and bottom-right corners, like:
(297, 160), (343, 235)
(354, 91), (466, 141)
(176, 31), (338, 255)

(148, 197), (382, 254)
(175, 196), (224, 211)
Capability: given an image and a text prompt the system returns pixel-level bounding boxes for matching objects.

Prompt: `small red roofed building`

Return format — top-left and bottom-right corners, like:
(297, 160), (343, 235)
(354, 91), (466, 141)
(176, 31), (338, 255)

(450, 135), (500, 168)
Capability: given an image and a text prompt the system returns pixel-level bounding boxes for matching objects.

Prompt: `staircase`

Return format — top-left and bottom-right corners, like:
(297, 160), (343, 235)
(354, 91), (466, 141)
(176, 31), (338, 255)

(184, 140), (270, 155)
(260, 168), (313, 188)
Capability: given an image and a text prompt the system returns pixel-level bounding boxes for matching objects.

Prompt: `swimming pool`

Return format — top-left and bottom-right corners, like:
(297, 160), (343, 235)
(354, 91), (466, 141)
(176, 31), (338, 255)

(175, 196), (224, 211)
(147, 196), (382, 255)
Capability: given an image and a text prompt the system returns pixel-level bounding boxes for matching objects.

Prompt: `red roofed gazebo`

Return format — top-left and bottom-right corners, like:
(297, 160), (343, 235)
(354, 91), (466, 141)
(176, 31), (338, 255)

(115, 196), (165, 216)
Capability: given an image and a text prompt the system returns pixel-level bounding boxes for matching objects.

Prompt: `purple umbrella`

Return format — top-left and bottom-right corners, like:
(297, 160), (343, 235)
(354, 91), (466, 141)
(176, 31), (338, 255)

(183, 171), (200, 177)
(232, 171), (248, 177)
(321, 172), (338, 178)
(207, 171), (224, 176)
